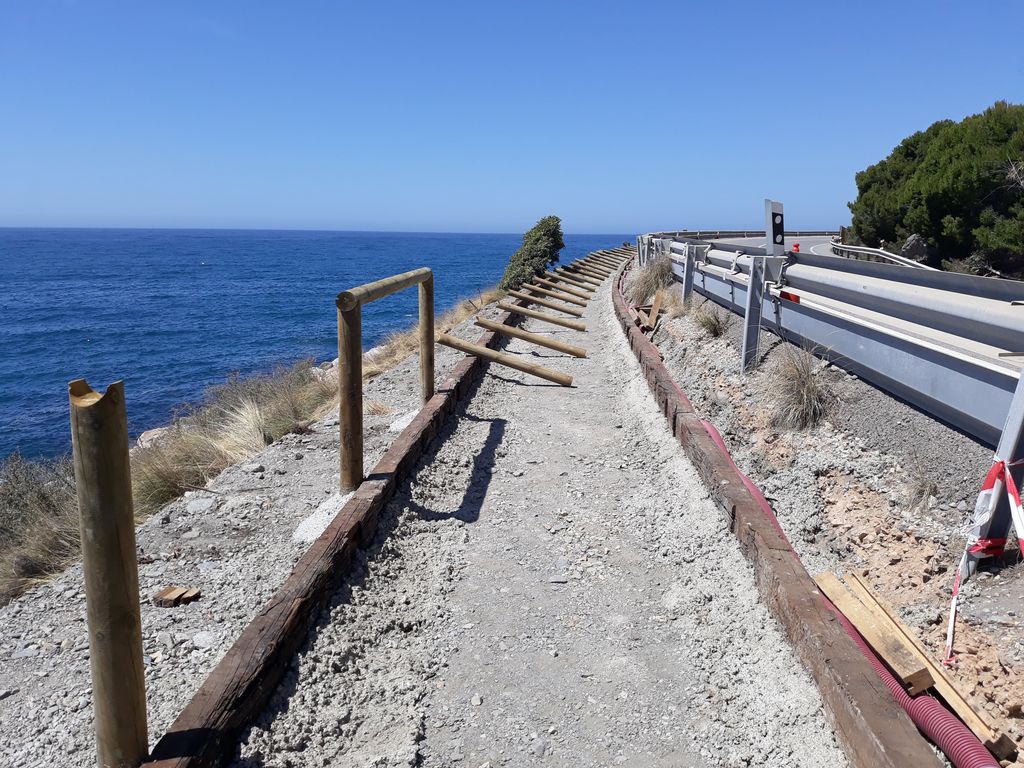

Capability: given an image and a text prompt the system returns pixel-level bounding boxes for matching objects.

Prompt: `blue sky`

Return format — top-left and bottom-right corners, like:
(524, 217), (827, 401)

(1, 1), (1022, 234)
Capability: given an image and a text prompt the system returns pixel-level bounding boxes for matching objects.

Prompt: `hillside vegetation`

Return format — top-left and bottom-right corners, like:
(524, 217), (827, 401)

(849, 101), (1024, 275)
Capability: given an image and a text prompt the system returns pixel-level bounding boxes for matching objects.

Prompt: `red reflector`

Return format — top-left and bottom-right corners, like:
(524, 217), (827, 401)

(779, 290), (800, 304)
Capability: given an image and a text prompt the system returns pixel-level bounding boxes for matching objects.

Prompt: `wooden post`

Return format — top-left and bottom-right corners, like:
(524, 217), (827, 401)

(496, 302), (587, 331)
(505, 289), (584, 317)
(419, 274), (434, 402)
(437, 333), (573, 386)
(535, 276), (591, 299)
(523, 282), (588, 307)
(338, 302), (363, 491)
(68, 379), (148, 768)
(474, 318), (588, 358)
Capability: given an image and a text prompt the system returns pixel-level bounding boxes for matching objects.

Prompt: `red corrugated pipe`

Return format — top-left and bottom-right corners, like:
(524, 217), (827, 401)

(699, 419), (1000, 768)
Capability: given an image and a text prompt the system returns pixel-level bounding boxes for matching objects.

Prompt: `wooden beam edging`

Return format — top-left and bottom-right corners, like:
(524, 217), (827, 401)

(141, 309), (524, 768)
(608, 258), (943, 768)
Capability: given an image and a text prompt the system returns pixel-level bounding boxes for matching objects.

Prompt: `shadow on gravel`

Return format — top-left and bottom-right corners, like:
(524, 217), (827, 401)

(485, 372), (572, 389)
(229, 373), (504, 766)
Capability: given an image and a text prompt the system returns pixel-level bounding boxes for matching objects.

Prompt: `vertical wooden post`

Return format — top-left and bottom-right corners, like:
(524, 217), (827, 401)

(419, 274), (434, 402)
(68, 379), (148, 768)
(338, 302), (363, 492)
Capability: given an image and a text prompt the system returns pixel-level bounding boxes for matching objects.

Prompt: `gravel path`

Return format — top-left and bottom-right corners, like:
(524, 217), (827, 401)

(232, 282), (848, 767)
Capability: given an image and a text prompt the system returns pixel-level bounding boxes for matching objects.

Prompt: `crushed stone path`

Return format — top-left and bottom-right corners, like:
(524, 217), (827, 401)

(233, 280), (849, 768)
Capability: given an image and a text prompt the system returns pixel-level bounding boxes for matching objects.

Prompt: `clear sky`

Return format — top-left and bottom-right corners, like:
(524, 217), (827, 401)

(1, 1), (1022, 234)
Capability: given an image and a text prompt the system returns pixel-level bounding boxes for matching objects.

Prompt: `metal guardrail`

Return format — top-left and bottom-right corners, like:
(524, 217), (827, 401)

(643, 235), (1024, 447)
(829, 241), (939, 271)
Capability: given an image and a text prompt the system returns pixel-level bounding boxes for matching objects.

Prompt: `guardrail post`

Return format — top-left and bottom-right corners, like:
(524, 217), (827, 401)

(69, 379), (149, 768)
(419, 274), (434, 402)
(338, 302), (363, 491)
(741, 256), (767, 371)
(681, 244), (696, 301)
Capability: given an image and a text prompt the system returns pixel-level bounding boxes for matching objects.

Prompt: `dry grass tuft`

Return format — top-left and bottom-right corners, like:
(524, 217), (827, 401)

(0, 454), (79, 602)
(364, 400), (393, 416)
(627, 254), (673, 305)
(660, 289), (689, 319)
(693, 303), (731, 337)
(132, 360), (334, 516)
(362, 288), (503, 379)
(768, 346), (835, 430)
(904, 469), (939, 512)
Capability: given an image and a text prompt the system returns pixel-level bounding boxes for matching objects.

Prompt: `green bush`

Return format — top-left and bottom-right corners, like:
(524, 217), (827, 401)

(848, 101), (1024, 275)
(498, 215), (566, 290)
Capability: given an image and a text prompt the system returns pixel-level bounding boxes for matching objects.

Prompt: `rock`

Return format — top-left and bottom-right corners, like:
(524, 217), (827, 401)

(137, 426), (171, 449)
(241, 463), (265, 474)
(11, 647), (38, 659)
(389, 410), (419, 433)
(192, 631), (217, 649)
(548, 575), (569, 584)
(900, 233), (932, 264)
(186, 496), (216, 515)
(471, 694), (483, 706)
(0, 689), (18, 701)
(294, 452), (304, 460)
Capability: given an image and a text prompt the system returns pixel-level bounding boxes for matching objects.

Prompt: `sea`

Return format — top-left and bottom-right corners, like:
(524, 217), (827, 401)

(0, 229), (632, 459)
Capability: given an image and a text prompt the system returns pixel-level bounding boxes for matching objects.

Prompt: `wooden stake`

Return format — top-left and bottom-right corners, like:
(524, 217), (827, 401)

(523, 282), (588, 307)
(69, 379), (148, 768)
(543, 271), (595, 293)
(496, 302), (587, 331)
(419, 274), (434, 402)
(578, 257), (616, 271)
(338, 303), (362, 491)
(505, 289), (584, 317)
(534, 276), (591, 299)
(474, 318), (588, 358)
(815, 572), (933, 696)
(437, 333), (573, 386)
(564, 265), (606, 281)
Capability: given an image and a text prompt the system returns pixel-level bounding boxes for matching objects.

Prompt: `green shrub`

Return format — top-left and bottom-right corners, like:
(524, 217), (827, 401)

(848, 101), (1024, 275)
(498, 216), (566, 290)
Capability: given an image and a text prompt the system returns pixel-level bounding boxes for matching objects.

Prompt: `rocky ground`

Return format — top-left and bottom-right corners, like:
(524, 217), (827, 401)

(651, 290), (1024, 764)
(0, 300), (515, 768)
(229, 280), (847, 767)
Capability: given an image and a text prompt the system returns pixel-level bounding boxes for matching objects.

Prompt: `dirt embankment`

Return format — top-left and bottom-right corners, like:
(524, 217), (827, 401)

(652, 292), (1024, 763)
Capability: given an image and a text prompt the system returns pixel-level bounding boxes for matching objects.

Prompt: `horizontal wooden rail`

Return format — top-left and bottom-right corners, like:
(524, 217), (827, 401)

(505, 289), (584, 317)
(523, 283), (588, 307)
(496, 302), (587, 331)
(336, 267), (432, 311)
(437, 333), (573, 386)
(474, 318), (587, 358)
(535, 276), (591, 299)
(546, 271), (595, 292)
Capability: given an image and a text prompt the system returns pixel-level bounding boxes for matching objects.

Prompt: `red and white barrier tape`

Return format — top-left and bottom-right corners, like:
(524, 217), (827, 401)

(945, 457), (1024, 661)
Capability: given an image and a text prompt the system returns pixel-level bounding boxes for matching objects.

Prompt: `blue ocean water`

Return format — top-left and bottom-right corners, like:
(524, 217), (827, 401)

(0, 229), (631, 458)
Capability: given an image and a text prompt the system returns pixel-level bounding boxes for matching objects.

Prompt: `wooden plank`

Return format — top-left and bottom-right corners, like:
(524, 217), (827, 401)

(505, 289), (584, 317)
(437, 333), (573, 386)
(608, 270), (942, 768)
(180, 587), (202, 605)
(646, 291), (664, 329)
(845, 573), (1017, 760)
(154, 587), (188, 607)
(558, 266), (602, 285)
(522, 282), (588, 307)
(474, 318), (587, 358)
(496, 302), (587, 332)
(815, 573), (934, 696)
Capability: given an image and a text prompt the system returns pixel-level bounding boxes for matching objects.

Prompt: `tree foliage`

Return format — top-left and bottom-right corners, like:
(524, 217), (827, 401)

(498, 215), (566, 290)
(848, 101), (1024, 275)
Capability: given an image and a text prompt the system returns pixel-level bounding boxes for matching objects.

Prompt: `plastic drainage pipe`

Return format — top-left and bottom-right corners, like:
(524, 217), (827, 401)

(698, 418), (1000, 768)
